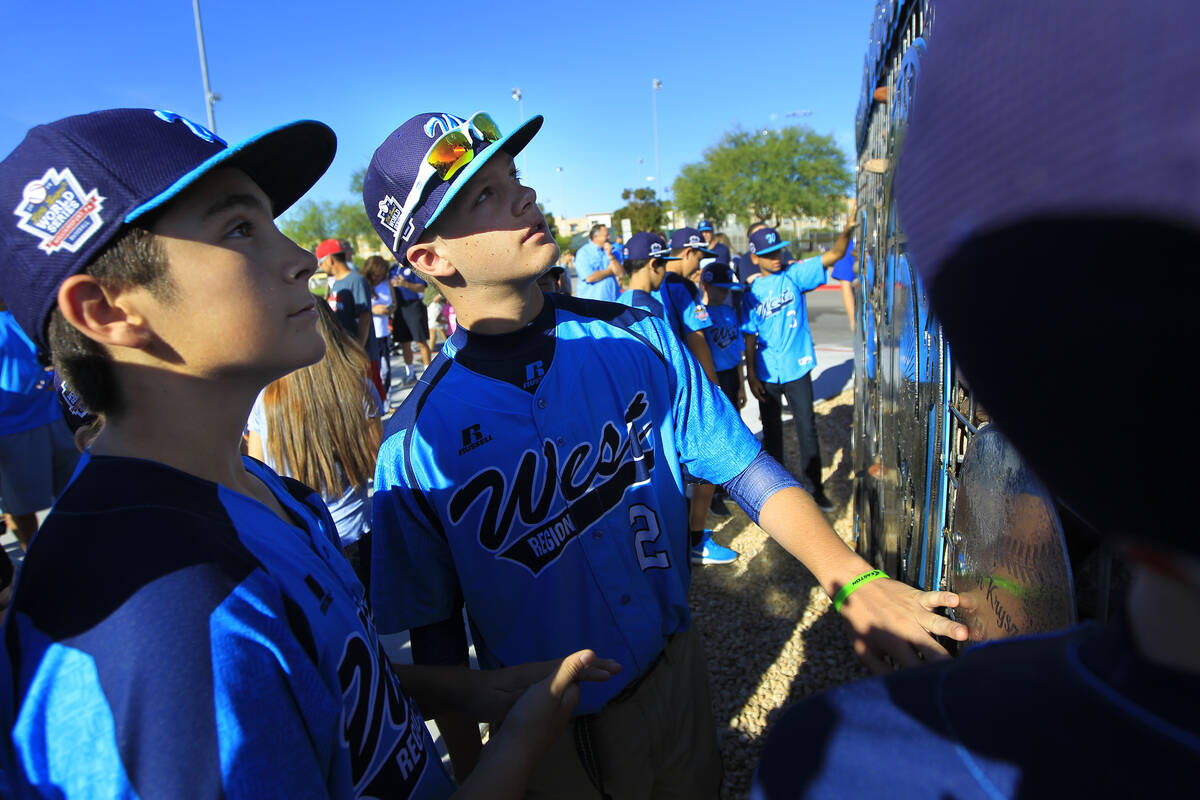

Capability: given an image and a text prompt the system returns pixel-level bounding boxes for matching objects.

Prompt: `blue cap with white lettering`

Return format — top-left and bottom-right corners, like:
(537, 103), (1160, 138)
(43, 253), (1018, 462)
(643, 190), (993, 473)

(748, 226), (789, 257)
(623, 231), (679, 261)
(363, 111), (543, 264)
(0, 108), (335, 349)
(668, 227), (717, 255)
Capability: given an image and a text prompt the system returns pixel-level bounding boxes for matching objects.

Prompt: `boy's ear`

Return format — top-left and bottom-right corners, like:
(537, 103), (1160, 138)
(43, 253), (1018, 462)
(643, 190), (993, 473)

(406, 238), (458, 283)
(56, 275), (153, 349)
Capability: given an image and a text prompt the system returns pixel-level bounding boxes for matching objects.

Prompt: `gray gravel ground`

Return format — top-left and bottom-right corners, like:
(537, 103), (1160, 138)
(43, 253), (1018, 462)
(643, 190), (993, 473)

(690, 389), (870, 799)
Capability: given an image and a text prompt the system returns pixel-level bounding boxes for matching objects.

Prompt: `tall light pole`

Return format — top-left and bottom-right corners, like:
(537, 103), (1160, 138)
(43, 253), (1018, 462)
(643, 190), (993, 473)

(511, 88), (526, 173)
(192, 0), (220, 133)
(651, 79), (662, 195)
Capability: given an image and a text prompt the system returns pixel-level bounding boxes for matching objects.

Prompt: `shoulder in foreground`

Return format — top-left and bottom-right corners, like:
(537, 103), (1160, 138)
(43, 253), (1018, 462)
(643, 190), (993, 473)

(550, 293), (654, 326)
(383, 351), (456, 442)
(13, 483), (259, 642)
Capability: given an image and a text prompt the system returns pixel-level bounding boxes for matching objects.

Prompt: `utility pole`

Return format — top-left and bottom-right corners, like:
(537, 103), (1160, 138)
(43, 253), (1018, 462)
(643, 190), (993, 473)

(192, 0), (220, 133)
(651, 79), (662, 194)
(511, 88), (525, 172)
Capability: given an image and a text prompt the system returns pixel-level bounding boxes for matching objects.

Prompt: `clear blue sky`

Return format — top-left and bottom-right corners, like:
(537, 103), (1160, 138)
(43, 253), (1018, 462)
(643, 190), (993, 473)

(2, 0), (876, 226)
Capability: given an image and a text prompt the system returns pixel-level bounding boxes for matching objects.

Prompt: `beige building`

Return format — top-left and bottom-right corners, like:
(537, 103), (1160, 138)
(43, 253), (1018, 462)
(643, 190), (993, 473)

(557, 213), (613, 237)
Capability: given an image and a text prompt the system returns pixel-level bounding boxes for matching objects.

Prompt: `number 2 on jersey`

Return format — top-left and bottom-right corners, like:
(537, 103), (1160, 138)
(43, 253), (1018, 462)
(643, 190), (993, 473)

(630, 503), (671, 571)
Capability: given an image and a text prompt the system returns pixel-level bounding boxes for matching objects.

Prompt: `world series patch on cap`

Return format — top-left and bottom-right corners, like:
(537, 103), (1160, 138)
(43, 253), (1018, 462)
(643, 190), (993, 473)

(0, 108), (335, 349)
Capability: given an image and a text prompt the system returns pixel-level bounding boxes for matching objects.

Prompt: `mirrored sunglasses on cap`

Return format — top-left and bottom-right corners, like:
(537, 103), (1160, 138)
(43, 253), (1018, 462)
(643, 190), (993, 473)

(391, 111), (503, 252)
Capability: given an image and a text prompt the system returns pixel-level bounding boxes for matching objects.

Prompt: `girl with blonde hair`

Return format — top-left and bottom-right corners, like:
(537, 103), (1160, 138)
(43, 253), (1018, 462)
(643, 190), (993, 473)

(246, 301), (382, 584)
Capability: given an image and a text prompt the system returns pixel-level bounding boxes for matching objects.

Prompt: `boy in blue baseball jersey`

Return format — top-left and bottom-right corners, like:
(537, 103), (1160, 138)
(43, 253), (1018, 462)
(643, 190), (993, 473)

(654, 227), (736, 558)
(363, 109), (967, 798)
(743, 224), (854, 512)
(699, 262), (746, 411)
(699, 262), (747, 522)
(616, 231), (672, 317)
(0, 109), (617, 799)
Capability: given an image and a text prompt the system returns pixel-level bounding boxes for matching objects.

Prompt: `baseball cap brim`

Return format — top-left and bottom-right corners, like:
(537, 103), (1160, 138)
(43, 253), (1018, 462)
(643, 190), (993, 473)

(754, 240), (790, 257)
(712, 282), (744, 290)
(125, 119), (336, 223)
(424, 115), (544, 231)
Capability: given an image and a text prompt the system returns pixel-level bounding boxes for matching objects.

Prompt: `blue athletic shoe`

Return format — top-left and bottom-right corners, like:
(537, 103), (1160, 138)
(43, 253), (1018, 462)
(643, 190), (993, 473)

(690, 531), (739, 565)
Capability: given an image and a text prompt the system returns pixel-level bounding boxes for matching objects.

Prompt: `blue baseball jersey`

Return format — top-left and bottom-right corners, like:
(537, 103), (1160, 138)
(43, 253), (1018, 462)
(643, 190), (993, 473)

(754, 619), (1200, 798)
(741, 256), (827, 384)
(0, 453), (453, 799)
(392, 265), (427, 303)
(703, 303), (744, 373)
(371, 294), (761, 715)
(617, 288), (664, 317)
(830, 238), (856, 282)
(652, 272), (712, 342)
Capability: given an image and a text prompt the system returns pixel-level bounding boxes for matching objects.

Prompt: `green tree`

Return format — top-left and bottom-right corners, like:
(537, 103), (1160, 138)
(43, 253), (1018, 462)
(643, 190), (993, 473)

(610, 187), (670, 237)
(277, 199), (337, 252)
(672, 126), (852, 228)
(539, 203), (561, 241)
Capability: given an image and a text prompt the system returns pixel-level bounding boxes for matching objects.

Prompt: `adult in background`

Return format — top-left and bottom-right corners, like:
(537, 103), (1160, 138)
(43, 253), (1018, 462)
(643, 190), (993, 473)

(390, 258), (432, 385)
(573, 223), (623, 301)
(319, 238), (383, 401)
(360, 255), (394, 397)
(830, 238), (857, 332)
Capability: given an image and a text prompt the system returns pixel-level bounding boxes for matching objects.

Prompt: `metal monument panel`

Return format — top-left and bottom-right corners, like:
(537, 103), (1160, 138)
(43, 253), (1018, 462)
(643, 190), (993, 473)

(949, 426), (1076, 644)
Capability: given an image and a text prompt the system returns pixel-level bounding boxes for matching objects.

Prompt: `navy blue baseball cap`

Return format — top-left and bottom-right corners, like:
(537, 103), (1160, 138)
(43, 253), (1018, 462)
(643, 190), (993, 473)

(896, 0), (1200, 549)
(363, 111), (542, 263)
(700, 262), (743, 290)
(697, 220), (714, 232)
(0, 108), (336, 349)
(668, 227), (717, 255)
(748, 227), (789, 257)
(708, 242), (732, 264)
(623, 231), (679, 261)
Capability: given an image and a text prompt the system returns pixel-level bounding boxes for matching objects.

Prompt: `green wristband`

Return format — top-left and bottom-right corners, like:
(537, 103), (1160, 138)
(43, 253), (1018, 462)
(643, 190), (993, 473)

(832, 569), (889, 613)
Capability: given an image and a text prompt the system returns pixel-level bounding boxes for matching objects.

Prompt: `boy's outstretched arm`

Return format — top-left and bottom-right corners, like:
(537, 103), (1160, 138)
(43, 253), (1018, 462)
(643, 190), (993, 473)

(756, 484), (968, 671)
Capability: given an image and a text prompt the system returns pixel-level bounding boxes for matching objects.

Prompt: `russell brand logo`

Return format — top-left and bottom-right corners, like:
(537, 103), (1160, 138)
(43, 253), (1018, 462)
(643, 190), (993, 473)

(523, 360), (545, 389)
(459, 424), (494, 456)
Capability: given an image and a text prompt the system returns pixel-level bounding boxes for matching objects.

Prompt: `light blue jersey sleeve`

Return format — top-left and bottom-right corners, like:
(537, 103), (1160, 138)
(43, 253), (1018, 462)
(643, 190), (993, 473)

(371, 431), (462, 634)
(786, 256), (828, 292)
(632, 307), (760, 484)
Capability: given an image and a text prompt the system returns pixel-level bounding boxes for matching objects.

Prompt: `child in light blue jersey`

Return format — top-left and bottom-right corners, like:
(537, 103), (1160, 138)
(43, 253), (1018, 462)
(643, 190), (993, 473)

(616, 231), (673, 315)
(699, 262), (746, 411)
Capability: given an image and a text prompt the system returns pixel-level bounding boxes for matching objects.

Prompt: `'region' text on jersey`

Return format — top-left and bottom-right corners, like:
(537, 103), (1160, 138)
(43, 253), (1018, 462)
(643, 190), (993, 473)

(371, 294), (762, 713)
(449, 390), (656, 575)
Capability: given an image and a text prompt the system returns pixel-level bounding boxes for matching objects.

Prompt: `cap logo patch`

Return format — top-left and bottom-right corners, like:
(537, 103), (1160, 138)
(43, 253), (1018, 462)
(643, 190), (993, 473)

(650, 242), (667, 256)
(377, 194), (402, 234)
(423, 113), (465, 139)
(766, 232), (777, 244)
(14, 167), (105, 255)
(153, 110), (225, 145)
